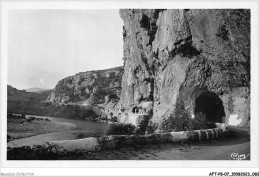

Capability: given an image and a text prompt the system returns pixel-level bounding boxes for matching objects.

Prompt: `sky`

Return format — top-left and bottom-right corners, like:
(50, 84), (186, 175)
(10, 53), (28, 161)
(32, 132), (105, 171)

(8, 9), (124, 90)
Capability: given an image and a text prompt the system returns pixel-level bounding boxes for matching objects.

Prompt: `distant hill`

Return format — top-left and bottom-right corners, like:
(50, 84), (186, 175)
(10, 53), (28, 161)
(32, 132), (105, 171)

(8, 85), (26, 96)
(7, 85), (97, 119)
(7, 85), (52, 114)
(26, 87), (51, 93)
(47, 66), (124, 105)
(7, 66), (124, 119)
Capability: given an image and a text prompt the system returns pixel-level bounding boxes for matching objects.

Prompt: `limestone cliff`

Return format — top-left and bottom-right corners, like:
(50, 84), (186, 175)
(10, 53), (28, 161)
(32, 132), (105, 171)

(47, 66), (124, 106)
(118, 9), (250, 129)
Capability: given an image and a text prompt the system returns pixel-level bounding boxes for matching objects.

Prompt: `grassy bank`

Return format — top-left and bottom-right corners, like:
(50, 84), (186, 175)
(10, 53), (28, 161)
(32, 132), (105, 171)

(7, 114), (77, 140)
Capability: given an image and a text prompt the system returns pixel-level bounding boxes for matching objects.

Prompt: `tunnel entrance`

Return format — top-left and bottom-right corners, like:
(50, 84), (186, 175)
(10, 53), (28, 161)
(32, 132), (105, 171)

(194, 92), (225, 123)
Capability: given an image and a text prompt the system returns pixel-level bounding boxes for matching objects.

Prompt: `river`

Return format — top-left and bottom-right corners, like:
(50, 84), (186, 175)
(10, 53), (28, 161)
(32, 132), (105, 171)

(8, 115), (110, 148)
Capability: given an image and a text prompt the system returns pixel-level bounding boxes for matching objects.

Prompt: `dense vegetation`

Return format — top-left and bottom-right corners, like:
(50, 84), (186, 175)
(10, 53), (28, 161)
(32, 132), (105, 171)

(160, 99), (216, 132)
(7, 85), (97, 119)
(107, 123), (136, 135)
(7, 67), (123, 119)
(52, 66), (123, 104)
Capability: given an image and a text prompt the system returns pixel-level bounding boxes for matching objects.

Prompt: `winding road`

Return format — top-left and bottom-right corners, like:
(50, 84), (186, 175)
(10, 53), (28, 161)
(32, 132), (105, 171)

(8, 117), (250, 160)
(57, 127), (250, 160)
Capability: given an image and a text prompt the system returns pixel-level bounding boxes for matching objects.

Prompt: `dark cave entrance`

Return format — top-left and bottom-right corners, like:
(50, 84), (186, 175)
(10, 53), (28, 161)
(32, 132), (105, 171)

(194, 92), (225, 123)
(132, 107), (139, 114)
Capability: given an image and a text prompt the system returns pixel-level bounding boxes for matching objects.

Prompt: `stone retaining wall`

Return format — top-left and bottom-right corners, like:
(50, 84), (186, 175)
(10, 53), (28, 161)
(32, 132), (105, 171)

(7, 123), (229, 160)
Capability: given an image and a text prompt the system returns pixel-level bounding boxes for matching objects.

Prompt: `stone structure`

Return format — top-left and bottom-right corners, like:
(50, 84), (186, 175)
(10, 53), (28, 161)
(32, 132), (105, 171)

(118, 9), (250, 129)
(7, 123), (229, 159)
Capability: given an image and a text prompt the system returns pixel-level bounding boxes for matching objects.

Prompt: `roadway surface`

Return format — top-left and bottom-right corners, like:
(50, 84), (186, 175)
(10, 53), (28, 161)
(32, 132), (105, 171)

(58, 127), (250, 160)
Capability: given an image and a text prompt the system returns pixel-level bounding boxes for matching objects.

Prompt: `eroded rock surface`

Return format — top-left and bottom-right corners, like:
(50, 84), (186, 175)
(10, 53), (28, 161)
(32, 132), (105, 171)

(118, 9), (250, 129)
(47, 67), (124, 106)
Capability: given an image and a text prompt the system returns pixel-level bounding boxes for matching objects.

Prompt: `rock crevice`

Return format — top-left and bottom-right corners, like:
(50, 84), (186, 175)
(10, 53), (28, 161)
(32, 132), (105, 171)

(118, 9), (250, 130)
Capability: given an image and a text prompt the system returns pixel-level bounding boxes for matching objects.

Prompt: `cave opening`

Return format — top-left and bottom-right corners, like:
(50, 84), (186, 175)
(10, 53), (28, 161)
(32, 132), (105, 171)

(132, 107), (139, 114)
(194, 92), (225, 123)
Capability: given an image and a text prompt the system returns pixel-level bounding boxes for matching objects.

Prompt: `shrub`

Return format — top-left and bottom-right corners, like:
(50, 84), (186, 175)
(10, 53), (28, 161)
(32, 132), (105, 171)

(146, 122), (159, 134)
(107, 123), (135, 135)
(160, 99), (215, 132)
(136, 111), (153, 135)
(188, 112), (208, 130)
(111, 116), (118, 122)
(160, 99), (191, 132)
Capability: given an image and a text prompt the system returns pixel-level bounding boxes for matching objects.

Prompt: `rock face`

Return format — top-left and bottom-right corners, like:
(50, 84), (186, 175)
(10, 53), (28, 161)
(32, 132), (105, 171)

(47, 66), (124, 106)
(118, 9), (250, 129)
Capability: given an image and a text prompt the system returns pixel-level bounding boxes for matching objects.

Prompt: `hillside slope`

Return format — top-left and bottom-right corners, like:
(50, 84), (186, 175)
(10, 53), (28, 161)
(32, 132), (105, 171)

(8, 85), (52, 115)
(47, 66), (124, 106)
(8, 66), (124, 120)
(26, 88), (51, 93)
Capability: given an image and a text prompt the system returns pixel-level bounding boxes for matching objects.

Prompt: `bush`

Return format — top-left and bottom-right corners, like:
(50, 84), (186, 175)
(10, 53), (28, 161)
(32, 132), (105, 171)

(160, 99), (191, 132)
(111, 116), (118, 122)
(146, 122), (159, 134)
(107, 123), (135, 135)
(136, 111), (153, 135)
(188, 112), (208, 130)
(160, 99), (215, 132)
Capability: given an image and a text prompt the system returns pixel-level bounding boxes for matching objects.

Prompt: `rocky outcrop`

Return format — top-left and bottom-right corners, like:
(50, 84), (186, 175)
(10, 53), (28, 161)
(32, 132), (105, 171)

(118, 9), (250, 130)
(47, 67), (124, 106)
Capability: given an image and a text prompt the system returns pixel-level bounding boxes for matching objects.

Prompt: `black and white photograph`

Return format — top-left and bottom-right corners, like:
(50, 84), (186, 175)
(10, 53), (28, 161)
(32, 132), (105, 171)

(0, 1), (259, 177)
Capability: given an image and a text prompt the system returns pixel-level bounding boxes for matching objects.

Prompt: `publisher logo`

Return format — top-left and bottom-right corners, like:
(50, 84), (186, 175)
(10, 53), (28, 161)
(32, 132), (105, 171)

(231, 153), (249, 160)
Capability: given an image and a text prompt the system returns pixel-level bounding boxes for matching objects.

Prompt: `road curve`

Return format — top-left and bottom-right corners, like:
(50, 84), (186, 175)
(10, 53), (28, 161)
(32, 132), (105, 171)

(57, 127), (250, 160)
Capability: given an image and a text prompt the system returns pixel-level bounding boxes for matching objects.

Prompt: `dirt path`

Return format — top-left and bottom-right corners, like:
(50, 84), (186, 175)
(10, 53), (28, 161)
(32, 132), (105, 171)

(58, 127), (250, 160)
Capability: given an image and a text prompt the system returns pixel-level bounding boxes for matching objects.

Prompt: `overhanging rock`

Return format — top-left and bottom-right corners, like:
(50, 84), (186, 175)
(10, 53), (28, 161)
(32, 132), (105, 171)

(118, 9), (250, 129)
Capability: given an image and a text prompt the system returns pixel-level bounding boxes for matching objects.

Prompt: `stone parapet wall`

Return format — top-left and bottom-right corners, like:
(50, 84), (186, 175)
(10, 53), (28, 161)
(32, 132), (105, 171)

(7, 123), (229, 160)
